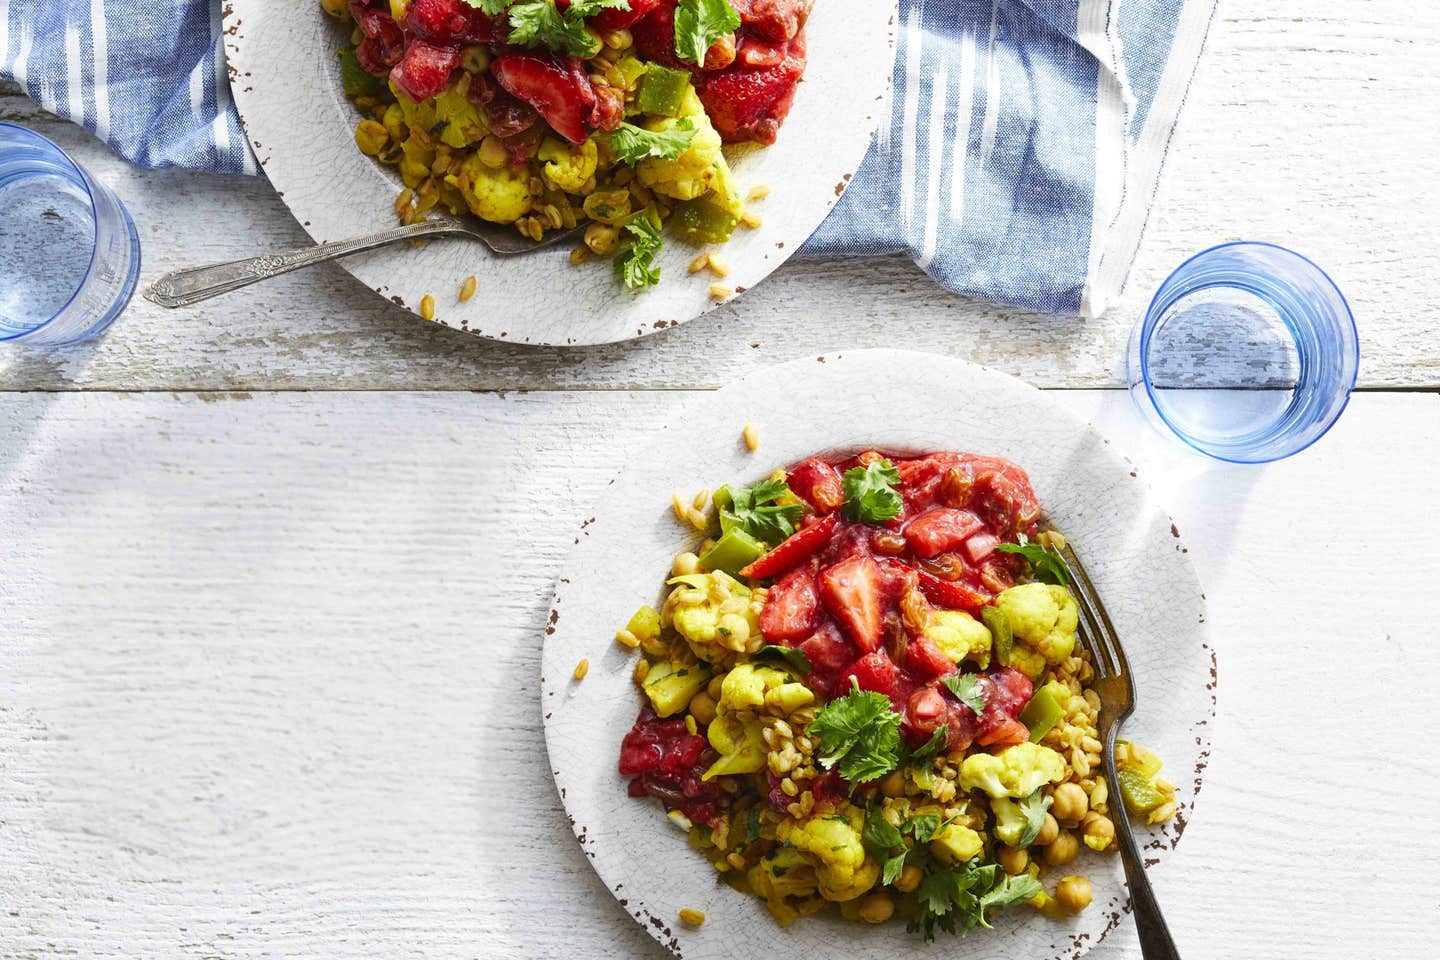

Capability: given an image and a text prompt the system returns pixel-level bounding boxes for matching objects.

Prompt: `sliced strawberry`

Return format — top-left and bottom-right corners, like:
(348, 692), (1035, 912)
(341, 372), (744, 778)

(986, 666), (1034, 717)
(491, 53), (597, 144)
(844, 650), (897, 697)
(695, 37), (805, 144)
(405, 0), (501, 43)
(800, 622), (856, 672)
(729, 0), (813, 42)
(593, 0), (661, 30)
(911, 567), (993, 614)
(903, 636), (955, 682)
(972, 468), (1042, 537)
(786, 457), (844, 514)
(738, 513), (837, 581)
(391, 39), (463, 103)
(759, 567), (819, 644)
(818, 554), (883, 651)
(349, 1), (405, 71)
(904, 507), (985, 559)
(735, 35), (792, 69)
(633, 0), (681, 67)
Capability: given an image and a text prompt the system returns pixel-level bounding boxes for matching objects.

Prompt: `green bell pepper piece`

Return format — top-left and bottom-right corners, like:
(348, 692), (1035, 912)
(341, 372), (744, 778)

(636, 64), (691, 117)
(700, 528), (765, 576)
(340, 47), (384, 98)
(1019, 681), (1066, 741)
(981, 605), (1013, 667)
(712, 485), (737, 535)
(670, 198), (739, 245)
(1118, 768), (1166, 814)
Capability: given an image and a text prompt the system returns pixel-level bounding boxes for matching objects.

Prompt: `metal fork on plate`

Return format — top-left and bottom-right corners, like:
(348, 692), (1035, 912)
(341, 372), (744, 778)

(1060, 542), (1182, 960)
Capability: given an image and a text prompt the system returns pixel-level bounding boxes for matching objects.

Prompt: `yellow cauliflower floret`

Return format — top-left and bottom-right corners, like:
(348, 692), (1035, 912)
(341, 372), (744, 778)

(703, 663), (808, 779)
(663, 572), (761, 664)
(748, 848), (819, 926)
(993, 582), (1078, 678)
(704, 712), (765, 778)
(390, 78), (486, 148)
(636, 88), (729, 203)
(640, 661), (710, 718)
(718, 663), (800, 712)
(925, 609), (992, 668)
(538, 136), (599, 192)
(776, 804), (881, 902)
(454, 153), (533, 222)
(959, 742), (1067, 799)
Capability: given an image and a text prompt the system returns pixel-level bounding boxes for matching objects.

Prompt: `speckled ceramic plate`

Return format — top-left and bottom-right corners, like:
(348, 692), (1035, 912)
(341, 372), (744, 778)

(541, 350), (1215, 959)
(223, 0), (895, 346)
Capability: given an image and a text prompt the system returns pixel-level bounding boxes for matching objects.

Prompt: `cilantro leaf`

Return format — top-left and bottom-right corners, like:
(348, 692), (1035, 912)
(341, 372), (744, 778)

(807, 681), (903, 787)
(908, 859), (1032, 941)
(861, 806), (903, 860)
(882, 851), (908, 885)
(721, 477), (805, 546)
(615, 216), (663, 290)
(902, 813), (941, 844)
(673, 0), (741, 64)
(1015, 788), (1051, 848)
(568, 0), (629, 14)
(609, 119), (697, 165)
(996, 532), (1070, 585)
(907, 724), (949, 764)
(462, 0), (513, 13)
(975, 872), (1043, 928)
(745, 805), (762, 842)
(841, 458), (903, 523)
(751, 644), (811, 674)
(505, 0), (604, 57)
(941, 673), (987, 716)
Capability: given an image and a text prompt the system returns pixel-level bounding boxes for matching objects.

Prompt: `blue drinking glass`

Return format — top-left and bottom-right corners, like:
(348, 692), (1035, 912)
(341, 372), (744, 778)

(0, 123), (141, 345)
(1126, 242), (1359, 464)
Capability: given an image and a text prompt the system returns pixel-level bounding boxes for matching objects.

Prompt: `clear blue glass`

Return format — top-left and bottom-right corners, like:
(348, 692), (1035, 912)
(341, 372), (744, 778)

(1127, 242), (1359, 464)
(0, 123), (141, 345)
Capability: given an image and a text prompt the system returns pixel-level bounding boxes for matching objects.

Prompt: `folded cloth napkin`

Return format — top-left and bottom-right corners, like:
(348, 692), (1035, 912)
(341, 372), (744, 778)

(2, 0), (1214, 316)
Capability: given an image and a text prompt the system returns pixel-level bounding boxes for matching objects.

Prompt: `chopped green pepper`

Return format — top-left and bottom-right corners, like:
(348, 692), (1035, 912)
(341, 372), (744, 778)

(712, 485), (737, 535)
(1118, 768), (1166, 814)
(1019, 681), (1066, 741)
(670, 197), (739, 245)
(981, 605), (1013, 667)
(700, 528), (765, 576)
(340, 47), (383, 98)
(636, 63), (692, 117)
(626, 604), (661, 644)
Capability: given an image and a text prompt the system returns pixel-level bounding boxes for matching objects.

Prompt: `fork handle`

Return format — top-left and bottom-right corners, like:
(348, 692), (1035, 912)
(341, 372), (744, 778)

(143, 219), (468, 308)
(1104, 740), (1183, 959)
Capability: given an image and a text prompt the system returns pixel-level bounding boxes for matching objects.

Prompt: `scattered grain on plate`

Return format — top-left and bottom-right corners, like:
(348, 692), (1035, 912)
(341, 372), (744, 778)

(616, 628), (640, 649)
(573, 658), (590, 681)
(688, 253), (711, 274)
(742, 422), (760, 451)
(678, 908), (706, 927)
(739, 210), (762, 229)
(671, 491), (691, 524)
(707, 254), (730, 277)
(691, 489), (709, 511)
(709, 284), (734, 300)
(747, 184), (770, 202)
(419, 294), (436, 321)
(459, 275), (477, 301)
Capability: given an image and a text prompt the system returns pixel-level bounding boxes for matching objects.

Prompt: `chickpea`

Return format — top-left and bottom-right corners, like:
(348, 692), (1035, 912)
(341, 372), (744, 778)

(856, 892), (894, 924)
(1043, 831), (1080, 867)
(354, 120), (389, 157)
(585, 222), (620, 255)
(893, 864), (923, 893)
(672, 551), (701, 578)
(477, 135), (508, 169)
(689, 692), (717, 727)
(879, 770), (908, 798)
(1051, 782), (1089, 823)
(1054, 875), (1093, 914)
(996, 845), (1029, 876)
(1034, 813), (1060, 847)
(706, 674), (725, 701)
(1082, 813), (1116, 852)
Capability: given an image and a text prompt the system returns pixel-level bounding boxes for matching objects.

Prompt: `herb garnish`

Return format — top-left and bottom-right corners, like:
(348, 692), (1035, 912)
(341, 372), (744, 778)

(841, 458), (903, 523)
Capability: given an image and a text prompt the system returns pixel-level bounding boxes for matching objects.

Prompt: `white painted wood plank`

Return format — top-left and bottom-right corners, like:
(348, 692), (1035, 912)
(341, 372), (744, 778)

(1, 390), (1437, 958)
(2, 0), (1439, 391)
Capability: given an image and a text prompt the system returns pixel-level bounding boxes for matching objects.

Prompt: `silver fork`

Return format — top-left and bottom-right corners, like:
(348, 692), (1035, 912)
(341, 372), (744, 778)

(143, 217), (584, 308)
(1060, 541), (1182, 960)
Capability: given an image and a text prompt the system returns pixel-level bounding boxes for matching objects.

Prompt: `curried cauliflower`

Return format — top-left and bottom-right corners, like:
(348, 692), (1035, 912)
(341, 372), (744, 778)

(993, 583), (1078, 679)
(959, 742), (1067, 799)
(748, 848), (819, 926)
(663, 572), (763, 664)
(925, 609), (993, 668)
(538, 136), (599, 193)
(390, 79), (486, 149)
(636, 88), (736, 206)
(453, 153), (533, 222)
(703, 663), (810, 779)
(989, 792), (1051, 847)
(704, 711), (765, 779)
(775, 804), (881, 903)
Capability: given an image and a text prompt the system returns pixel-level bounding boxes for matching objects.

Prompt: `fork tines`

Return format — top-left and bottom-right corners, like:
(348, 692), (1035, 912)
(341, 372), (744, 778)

(1059, 544), (1127, 683)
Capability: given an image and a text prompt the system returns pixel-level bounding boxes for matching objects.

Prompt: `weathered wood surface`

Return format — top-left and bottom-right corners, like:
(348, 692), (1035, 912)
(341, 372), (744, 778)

(2, 390), (1437, 959)
(2, 0), (1439, 391)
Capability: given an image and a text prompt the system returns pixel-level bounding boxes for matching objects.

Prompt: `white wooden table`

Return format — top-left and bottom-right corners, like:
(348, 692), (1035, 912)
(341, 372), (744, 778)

(3, 2), (1439, 957)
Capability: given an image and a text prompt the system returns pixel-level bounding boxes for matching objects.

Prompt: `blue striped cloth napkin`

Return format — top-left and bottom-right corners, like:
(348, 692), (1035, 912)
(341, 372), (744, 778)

(1, 0), (1214, 316)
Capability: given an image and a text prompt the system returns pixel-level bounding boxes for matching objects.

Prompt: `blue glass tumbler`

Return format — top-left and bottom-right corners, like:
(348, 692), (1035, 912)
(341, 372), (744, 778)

(1127, 242), (1359, 463)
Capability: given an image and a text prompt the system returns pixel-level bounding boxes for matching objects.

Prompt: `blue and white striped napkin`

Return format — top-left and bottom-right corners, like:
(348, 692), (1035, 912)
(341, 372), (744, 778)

(1, 0), (1214, 316)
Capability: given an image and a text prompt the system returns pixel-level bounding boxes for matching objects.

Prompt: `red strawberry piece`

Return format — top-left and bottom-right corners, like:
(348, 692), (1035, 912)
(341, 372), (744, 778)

(986, 666), (1034, 717)
(589, 85), (626, 132)
(730, 0), (813, 42)
(799, 622), (856, 673)
(844, 650), (897, 697)
(960, 530), (1000, 564)
(903, 636), (956, 682)
(904, 507), (985, 559)
(633, 0), (681, 67)
(349, 1), (405, 71)
(905, 686), (947, 734)
(735, 35), (792, 69)
(786, 457), (844, 514)
(976, 715), (1030, 748)
(405, 0), (500, 43)
(695, 38), (805, 144)
(818, 554), (884, 651)
(738, 513), (837, 581)
(972, 467), (1042, 537)
(910, 567), (992, 613)
(593, 0), (661, 30)
(491, 53), (597, 144)
(391, 39), (463, 103)
(759, 567), (819, 644)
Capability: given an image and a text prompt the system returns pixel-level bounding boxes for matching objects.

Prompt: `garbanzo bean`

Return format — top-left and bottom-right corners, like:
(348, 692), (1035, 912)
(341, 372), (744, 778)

(879, 770), (907, 798)
(1055, 875), (1093, 914)
(354, 120), (389, 157)
(857, 892), (894, 924)
(893, 864), (923, 893)
(996, 845), (1029, 876)
(689, 692), (717, 726)
(1082, 813), (1115, 851)
(1051, 782), (1089, 822)
(706, 674), (725, 701)
(584, 222), (619, 255)
(1043, 831), (1080, 866)
(1034, 813), (1060, 847)
(477, 135), (508, 169)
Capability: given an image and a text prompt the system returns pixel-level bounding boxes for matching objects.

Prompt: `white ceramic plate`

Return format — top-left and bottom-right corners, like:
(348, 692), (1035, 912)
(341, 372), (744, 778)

(223, 0), (896, 345)
(542, 350), (1215, 959)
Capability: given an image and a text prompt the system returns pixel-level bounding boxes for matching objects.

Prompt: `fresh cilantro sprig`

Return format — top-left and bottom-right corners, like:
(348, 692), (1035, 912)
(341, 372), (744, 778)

(941, 673), (987, 716)
(807, 679), (902, 787)
(842, 458), (903, 523)
(906, 725), (949, 764)
(996, 532), (1069, 585)
(721, 477), (805, 546)
(909, 860), (1042, 941)
(463, 0), (512, 13)
(609, 119), (697, 165)
(469, 0), (629, 58)
(1014, 788), (1051, 847)
(752, 644), (811, 674)
(615, 215), (663, 290)
(861, 807), (947, 886)
(673, 0), (740, 64)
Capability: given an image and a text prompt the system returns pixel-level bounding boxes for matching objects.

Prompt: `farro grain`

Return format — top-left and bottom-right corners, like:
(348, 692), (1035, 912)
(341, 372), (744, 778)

(709, 284), (734, 299)
(573, 658), (590, 681)
(419, 295), (436, 321)
(743, 423), (760, 451)
(616, 628), (640, 649)
(689, 253), (711, 273)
